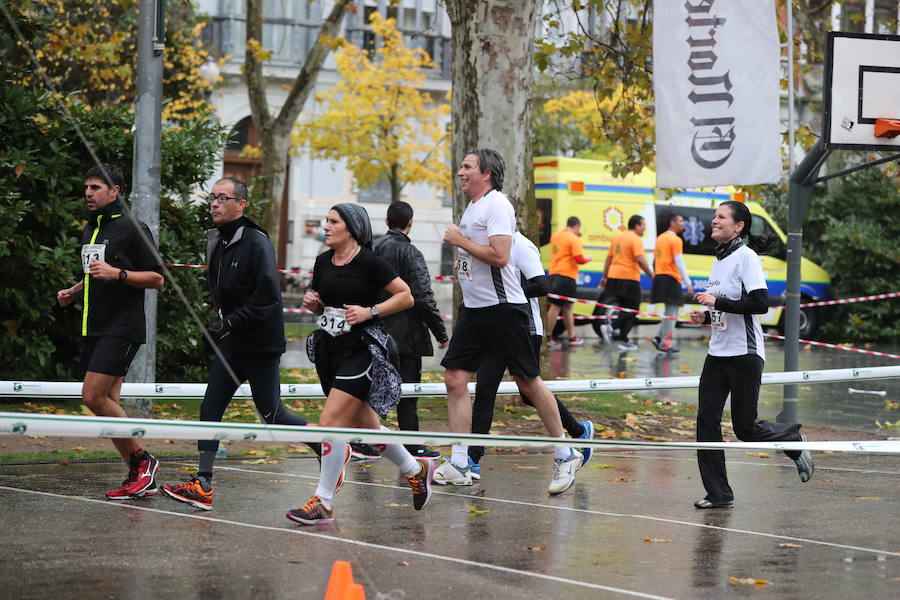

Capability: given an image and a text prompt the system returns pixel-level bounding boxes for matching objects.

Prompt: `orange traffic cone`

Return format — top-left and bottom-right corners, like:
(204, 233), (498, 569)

(324, 561), (354, 600)
(343, 583), (365, 599)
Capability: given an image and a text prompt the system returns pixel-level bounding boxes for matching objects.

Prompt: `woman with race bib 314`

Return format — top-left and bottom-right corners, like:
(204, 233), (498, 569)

(286, 203), (436, 525)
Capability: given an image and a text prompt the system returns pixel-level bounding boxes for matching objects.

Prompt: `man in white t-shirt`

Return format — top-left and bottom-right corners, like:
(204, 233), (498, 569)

(440, 149), (582, 495)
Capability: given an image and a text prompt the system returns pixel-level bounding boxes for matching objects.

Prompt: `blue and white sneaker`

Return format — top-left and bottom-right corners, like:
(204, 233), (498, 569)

(468, 458), (481, 481)
(576, 420), (594, 469)
(433, 458), (473, 486)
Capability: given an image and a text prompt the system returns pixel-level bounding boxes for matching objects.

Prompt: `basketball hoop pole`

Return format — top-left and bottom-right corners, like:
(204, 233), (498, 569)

(781, 139), (830, 424)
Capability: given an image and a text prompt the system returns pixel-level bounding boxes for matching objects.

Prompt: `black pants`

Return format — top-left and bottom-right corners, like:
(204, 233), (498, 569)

(469, 336), (582, 464)
(199, 348), (319, 455)
(600, 279), (641, 341)
(696, 354), (801, 502)
(395, 354), (427, 452)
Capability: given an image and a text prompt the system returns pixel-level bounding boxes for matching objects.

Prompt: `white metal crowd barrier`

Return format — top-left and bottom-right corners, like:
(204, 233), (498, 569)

(0, 412), (897, 454)
(2, 365), (898, 399)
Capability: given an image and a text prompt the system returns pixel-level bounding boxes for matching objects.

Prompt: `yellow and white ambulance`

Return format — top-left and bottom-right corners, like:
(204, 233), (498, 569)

(534, 156), (831, 337)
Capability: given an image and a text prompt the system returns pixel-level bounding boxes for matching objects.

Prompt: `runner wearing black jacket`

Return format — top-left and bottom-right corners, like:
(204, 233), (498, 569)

(371, 202), (449, 458)
(56, 163), (164, 501)
(162, 177), (320, 511)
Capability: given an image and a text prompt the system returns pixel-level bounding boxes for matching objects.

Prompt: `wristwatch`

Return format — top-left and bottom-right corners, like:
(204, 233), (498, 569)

(118, 269), (128, 281)
(370, 305), (380, 317)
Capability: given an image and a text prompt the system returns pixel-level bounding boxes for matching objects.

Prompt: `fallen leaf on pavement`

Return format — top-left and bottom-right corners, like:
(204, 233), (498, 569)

(388, 502), (411, 508)
(397, 561), (409, 566)
(179, 465), (198, 472)
(472, 489), (487, 497)
(514, 465), (538, 470)
(58, 459), (69, 466)
(25, 435), (45, 439)
(777, 542), (802, 548)
(164, 439), (175, 444)
(467, 505), (490, 516)
(71, 447), (85, 452)
(525, 545), (547, 551)
(729, 577), (770, 587)
(852, 496), (882, 500)
(638, 434), (671, 442)
(600, 429), (617, 439)
(608, 477), (633, 482)
(592, 463), (619, 469)
(746, 452), (770, 458)
(244, 449), (270, 456)
(643, 538), (670, 543)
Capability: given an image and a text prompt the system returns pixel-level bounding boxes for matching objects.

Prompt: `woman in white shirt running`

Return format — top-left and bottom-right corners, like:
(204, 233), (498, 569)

(689, 201), (814, 509)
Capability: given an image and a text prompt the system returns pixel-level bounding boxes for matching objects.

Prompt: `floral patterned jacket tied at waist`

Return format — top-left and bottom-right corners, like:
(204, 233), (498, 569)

(306, 323), (402, 418)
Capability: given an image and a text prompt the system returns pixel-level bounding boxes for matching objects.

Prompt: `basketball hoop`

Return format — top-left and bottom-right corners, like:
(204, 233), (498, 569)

(874, 118), (900, 139)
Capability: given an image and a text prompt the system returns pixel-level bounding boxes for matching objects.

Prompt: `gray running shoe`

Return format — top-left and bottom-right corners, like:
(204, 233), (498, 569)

(793, 434), (814, 482)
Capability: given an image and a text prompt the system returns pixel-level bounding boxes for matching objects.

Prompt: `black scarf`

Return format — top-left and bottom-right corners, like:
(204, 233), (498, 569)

(715, 236), (743, 260)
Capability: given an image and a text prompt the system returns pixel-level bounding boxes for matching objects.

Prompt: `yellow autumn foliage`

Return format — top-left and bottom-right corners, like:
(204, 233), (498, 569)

(292, 13), (450, 198)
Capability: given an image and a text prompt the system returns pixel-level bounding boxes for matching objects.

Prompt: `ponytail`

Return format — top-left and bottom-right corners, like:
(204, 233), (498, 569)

(719, 201), (777, 255)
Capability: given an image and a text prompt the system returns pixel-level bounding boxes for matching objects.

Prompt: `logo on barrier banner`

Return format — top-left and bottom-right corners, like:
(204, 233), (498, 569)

(288, 385), (297, 393)
(802, 372), (810, 380)
(852, 369), (860, 377)
(852, 442), (865, 451)
(644, 379), (654, 388)
(414, 384), (423, 392)
(1, 422), (27, 435)
(243, 433), (257, 441)
(214, 433), (229, 440)
(13, 383), (22, 391)
(100, 428), (146, 438)
(590, 381), (600, 389)
(155, 385), (164, 393)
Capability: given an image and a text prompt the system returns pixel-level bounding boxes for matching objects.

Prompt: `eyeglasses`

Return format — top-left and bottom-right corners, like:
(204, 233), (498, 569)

(206, 194), (241, 205)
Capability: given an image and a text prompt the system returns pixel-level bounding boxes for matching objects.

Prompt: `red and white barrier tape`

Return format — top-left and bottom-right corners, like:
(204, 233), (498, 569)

(776, 291), (900, 309)
(547, 293), (900, 361)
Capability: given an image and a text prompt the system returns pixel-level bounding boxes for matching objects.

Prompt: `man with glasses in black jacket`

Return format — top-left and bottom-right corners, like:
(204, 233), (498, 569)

(161, 177), (322, 511)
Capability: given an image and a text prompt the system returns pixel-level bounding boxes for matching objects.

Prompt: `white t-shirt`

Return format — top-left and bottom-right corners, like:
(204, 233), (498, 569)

(457, 189), (527, 307)
(706, 245), (768, 360)
(512, 231), (545, 336)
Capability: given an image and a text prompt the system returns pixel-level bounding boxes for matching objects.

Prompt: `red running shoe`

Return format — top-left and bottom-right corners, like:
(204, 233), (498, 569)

(334, 444), (352, 494)
(105, 453), (159, 500)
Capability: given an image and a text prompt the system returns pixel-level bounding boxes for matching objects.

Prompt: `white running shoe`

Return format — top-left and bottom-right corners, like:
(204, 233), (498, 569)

(548, 450), (582, 495)
(433, 459), (473, 486)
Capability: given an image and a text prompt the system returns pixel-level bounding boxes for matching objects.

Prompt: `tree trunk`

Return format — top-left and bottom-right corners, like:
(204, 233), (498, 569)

(444, 0), (541, 305)
(244, 0), (353, 259)
(389, 163), (401, 204)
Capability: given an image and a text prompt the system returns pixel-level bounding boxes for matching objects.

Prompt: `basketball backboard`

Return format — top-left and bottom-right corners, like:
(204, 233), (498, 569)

(823, 31), (900, 150)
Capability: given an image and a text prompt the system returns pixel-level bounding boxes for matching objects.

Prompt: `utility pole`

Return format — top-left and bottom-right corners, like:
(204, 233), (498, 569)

(125, 0), (164, 416)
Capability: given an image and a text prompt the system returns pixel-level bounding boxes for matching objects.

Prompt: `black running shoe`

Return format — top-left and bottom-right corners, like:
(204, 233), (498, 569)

(350, 443), (382, 461)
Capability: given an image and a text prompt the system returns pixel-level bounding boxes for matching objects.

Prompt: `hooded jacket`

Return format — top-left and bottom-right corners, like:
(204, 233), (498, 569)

(206, 216), (285, 355)
(373, 229), (448, 357)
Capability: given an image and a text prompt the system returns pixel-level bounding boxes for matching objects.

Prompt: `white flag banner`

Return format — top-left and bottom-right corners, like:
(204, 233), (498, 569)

(653, 0), (783, 188)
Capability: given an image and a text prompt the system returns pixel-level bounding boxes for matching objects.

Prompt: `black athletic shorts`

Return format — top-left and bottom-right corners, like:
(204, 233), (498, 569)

(317, 335), (374, 401)
(79, 336), (140, 377)
(547, 274), (577, 307)
(650, 274), (685, 306)
(441, 304), (540, 379)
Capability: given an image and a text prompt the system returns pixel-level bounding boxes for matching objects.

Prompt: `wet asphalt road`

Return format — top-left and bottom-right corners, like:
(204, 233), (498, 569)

(1, 449), (898, 599)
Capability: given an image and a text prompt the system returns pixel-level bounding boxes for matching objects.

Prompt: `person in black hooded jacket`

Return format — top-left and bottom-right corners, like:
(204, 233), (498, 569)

(370, 201), (448, 458)
(57, 163), (164, 501)
(161, 177), (320, 511)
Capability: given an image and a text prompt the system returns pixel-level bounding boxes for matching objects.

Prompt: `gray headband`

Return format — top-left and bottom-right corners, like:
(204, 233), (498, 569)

(332, 203), (373, 249)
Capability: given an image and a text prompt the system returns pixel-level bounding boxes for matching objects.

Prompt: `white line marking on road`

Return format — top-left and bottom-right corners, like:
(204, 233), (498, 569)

(215, 464), (900, 558)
